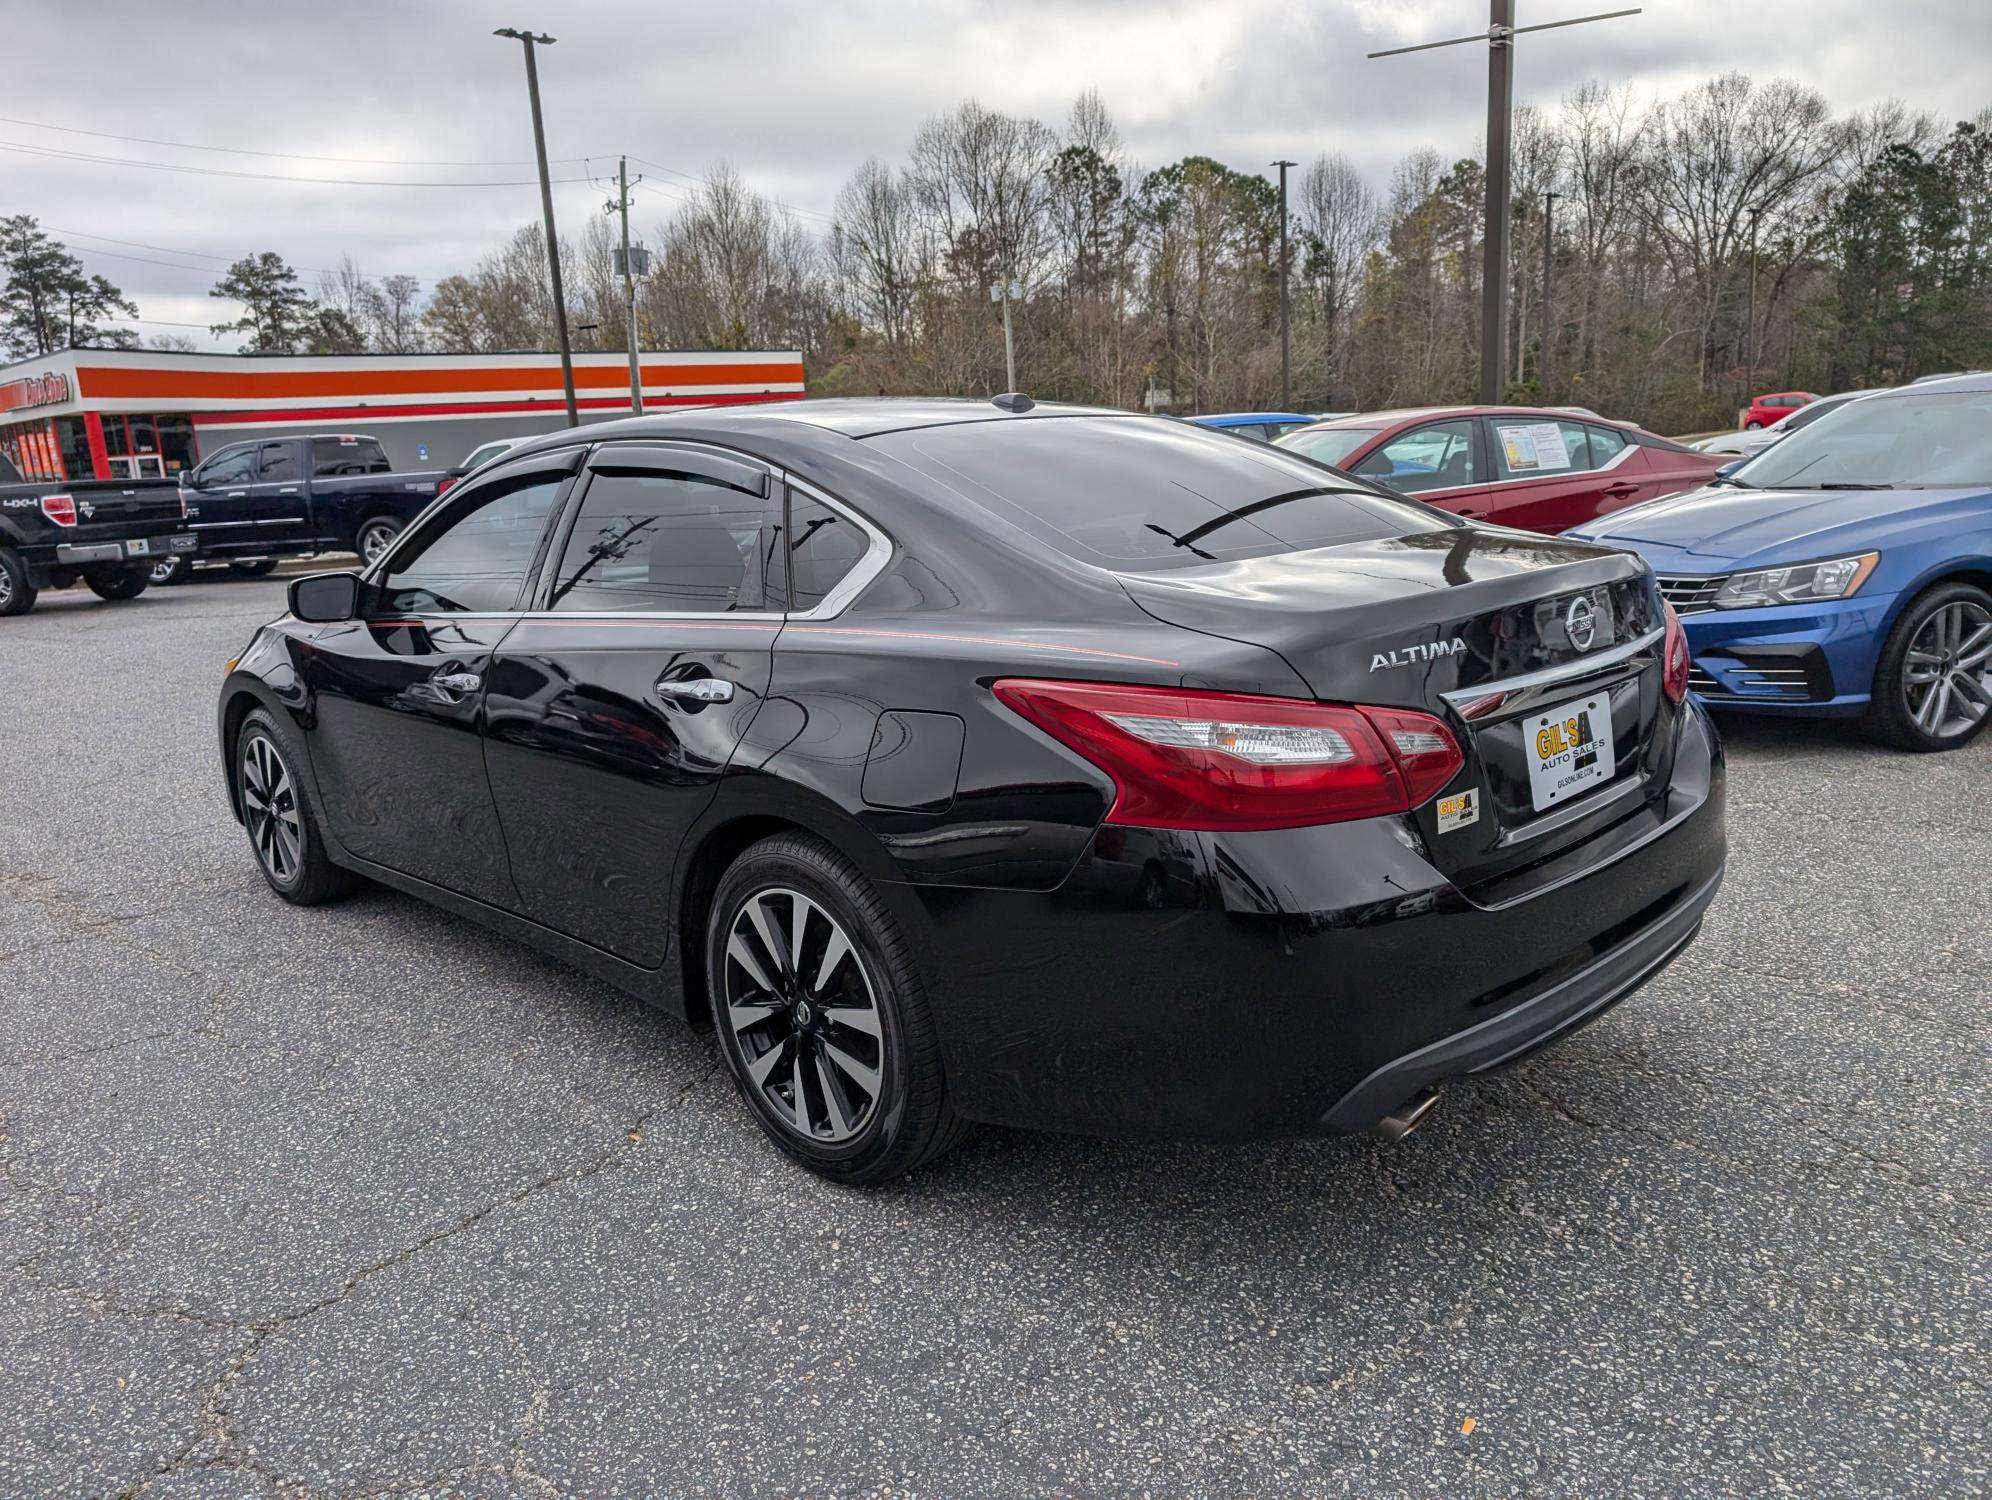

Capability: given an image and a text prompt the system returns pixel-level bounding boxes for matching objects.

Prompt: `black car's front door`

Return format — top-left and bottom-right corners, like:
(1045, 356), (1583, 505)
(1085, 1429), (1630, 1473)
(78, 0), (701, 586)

(297, 454), (578, 907)
(481, 442), (784, 966)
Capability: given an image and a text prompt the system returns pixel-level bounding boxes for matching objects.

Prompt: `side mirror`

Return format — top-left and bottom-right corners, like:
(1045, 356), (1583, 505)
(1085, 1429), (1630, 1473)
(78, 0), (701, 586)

(1714, 460), (1743, 480)
(289, 570), (360, 623)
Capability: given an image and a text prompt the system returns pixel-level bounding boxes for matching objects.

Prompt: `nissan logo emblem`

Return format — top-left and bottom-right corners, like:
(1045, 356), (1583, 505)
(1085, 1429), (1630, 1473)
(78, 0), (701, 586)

(1566, 596), (1598, 651)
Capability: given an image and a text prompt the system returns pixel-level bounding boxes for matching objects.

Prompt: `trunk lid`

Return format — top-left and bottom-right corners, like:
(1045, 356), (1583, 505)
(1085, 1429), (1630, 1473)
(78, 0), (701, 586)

(1117, 525), (1676, 888)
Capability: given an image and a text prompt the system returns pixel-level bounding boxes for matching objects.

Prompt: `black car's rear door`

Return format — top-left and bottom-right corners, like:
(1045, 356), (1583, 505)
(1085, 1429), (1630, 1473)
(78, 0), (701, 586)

(481, 441), (783, 967)
(297, 454), (579, 907)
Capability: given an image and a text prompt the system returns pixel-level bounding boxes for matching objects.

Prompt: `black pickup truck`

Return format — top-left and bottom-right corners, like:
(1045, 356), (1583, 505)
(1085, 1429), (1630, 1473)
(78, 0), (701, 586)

(155, 433), (450, 584)
(0, 454), (194, 617)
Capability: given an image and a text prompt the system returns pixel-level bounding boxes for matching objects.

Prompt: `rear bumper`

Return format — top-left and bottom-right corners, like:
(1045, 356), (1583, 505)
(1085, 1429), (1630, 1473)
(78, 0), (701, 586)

(901, 702), (1726, 1141)
(52, 533), (196, 566)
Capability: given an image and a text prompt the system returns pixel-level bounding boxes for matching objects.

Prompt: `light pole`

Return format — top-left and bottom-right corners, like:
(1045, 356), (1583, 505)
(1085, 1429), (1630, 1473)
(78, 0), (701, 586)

(1370, 4), (1642, 404)
(1273, 159), (1297, 411)
(495, 26), (579, 427)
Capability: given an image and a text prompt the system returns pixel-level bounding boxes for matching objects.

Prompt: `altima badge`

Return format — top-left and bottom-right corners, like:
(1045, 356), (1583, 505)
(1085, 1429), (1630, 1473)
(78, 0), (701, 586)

(1369, 637), (1466, 672)
(1566, 596), (1598, 651)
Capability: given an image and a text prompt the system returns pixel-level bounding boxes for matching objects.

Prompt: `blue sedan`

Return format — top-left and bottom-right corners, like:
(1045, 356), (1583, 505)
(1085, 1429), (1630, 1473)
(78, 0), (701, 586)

(1567, 374), (1992, 751)
(1189, 412), (1322, 442)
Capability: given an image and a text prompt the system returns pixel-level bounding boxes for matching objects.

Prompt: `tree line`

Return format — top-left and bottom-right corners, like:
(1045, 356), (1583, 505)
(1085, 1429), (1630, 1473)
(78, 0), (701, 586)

(4, 72), (1988, 435)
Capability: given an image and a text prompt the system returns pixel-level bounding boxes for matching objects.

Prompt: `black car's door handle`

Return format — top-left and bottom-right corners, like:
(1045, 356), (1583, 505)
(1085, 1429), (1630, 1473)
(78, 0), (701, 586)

(655, 676), (735, 704)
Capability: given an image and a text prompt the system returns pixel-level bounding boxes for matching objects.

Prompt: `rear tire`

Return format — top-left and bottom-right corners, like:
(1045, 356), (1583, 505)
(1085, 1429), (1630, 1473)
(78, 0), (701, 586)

(229, 559), (278, 578)
(1866, 581), (1992, 752)
(85, 568), (149, 601)
(0, 549), (36, 616)
(149, 555), (191, 586)
(705, 832), (968, 1184)
(235, 708), (361, 905)
(355, 517), (401, 567)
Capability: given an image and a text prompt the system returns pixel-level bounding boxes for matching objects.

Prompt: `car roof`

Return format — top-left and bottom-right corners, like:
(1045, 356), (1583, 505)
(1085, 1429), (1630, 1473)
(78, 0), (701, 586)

(1886, 371), (1992, 395)
(506, 397), (1138, 457)
(1192, 411), (1314, 426)
(1294, 405), (1639, 432)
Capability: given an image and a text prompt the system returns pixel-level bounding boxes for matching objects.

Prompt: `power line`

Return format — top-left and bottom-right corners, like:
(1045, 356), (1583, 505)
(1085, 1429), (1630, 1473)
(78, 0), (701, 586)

(0, 139), (595, 189)
(51, 227), (445, 285)
(0, 113), (594, 168)
(628, 155), (838, 224)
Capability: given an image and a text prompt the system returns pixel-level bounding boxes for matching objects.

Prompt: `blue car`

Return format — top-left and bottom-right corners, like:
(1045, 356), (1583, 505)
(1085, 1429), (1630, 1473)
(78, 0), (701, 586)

(1189, 412), (1320, 443)
(1567, 374), (1992, 751)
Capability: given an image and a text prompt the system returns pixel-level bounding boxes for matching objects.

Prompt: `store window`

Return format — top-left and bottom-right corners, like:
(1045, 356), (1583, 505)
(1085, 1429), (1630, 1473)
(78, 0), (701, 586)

(156, 416), (198, 475)
(56, 418), (93, 481)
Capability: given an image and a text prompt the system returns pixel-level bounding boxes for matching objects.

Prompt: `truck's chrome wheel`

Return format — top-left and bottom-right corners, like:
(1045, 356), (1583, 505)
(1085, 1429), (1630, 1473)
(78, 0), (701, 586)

(722, 887), (885, 1143)
(240, 732), (303, 883)
(1904, 601), (1992, 738)
(358, 520), (397, 565)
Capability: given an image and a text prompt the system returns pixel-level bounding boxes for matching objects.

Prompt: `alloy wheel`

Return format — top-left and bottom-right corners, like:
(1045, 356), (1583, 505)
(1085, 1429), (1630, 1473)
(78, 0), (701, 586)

(149, 558), (178, 585)
(0, 568), (11, 607)
(240, 732), (303, 882)
(722, 887), (885, 1143)
(360, 524), (394, 565)
(1904, 601), (1992, 739)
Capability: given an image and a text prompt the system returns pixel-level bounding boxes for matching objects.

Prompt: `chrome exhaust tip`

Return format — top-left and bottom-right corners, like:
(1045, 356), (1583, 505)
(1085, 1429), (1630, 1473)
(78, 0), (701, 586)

(1372, 1088), (1441, 1142)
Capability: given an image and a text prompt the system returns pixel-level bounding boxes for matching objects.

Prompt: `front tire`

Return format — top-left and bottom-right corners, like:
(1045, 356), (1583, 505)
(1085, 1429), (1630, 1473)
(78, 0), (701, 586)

(1744, 420), (1763, 430)
(236, 708), (360, 904)
(355, 517), (401, 567)
(0, 549), (36, 616)
(706, 833), (967, 1184)
(1867, 582), (1992, 751)
(85, 567), (149, 601)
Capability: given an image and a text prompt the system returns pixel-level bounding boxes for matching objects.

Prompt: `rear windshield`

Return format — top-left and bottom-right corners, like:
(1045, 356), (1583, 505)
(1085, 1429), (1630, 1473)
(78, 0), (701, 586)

(1733, 390), (1992, 490)
(1277, 426), (1381, 467)
(870, 417), (1441, 572)
(311, 436), (392, 477)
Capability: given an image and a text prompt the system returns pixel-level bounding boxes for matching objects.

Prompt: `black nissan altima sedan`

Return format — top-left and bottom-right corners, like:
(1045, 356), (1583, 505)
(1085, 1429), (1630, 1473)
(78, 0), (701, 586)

(217, 398), (1725, 1182)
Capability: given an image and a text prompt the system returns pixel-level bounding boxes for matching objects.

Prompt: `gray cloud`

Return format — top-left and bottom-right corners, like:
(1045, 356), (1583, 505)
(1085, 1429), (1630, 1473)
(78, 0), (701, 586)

(4, 0), (1987, 348)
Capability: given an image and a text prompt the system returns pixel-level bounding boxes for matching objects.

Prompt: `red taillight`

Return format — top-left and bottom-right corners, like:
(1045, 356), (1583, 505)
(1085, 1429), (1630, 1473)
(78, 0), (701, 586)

(1662, 600), (1691, 705)
(992, 679), (1464, 832)
(39, 493), (77, 527)
(437, 476), (456, 496)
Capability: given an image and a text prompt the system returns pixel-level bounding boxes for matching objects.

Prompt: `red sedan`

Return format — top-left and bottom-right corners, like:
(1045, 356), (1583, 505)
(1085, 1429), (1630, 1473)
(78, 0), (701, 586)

(1276, 406), (1723, 534)
(1745, 390), (1819, 429)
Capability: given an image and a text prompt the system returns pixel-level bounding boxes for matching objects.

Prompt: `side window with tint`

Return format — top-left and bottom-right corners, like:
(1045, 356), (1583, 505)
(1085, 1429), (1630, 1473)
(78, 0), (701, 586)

(1358, 421), (1479, 493)
(549, 467), (772, 613)
(200, 446), (257, 487)
(312, 437), (391, 477)
(257, 442), (299, 482)
(1585, 424), (1627, 465)
(783, 491), (869, 613)
(1490, 419), (1595, 481)
(373, 474), (563, 614)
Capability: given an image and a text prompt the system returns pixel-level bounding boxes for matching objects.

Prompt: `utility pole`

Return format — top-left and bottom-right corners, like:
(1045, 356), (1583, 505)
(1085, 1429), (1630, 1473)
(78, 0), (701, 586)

(1540, 188), (1557, 398)
(1371, 4), (1641, 405)
(991, 280), (1018, 393)
(495, 27), (579, 427)
(1273, 159), (1297, 411)
(610, 156), (645, 415)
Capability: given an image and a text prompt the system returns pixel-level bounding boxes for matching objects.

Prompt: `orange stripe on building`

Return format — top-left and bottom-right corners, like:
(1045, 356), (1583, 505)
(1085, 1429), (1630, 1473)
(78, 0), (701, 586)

(76, 360), (804, 402)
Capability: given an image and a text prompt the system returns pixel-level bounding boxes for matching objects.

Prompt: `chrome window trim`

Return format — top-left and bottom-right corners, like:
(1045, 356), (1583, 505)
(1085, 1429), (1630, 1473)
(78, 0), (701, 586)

(779, 470), (894, 621)
(1441, 625), (1665, 715)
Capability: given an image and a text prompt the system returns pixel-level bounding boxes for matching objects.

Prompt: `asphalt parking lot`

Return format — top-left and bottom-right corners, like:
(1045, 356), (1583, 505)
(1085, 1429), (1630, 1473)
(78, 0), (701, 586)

(2, 576), (1987, 1499)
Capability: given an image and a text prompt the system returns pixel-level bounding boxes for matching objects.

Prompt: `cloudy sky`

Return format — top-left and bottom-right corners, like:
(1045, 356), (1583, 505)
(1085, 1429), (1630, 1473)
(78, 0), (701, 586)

(5, 0), (1987, 351)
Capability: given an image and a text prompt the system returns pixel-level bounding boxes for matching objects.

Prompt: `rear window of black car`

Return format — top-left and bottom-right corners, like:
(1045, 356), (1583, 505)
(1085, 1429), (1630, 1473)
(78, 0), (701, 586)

(311, 436), (392, 477)
(870, 417), (1443, 571)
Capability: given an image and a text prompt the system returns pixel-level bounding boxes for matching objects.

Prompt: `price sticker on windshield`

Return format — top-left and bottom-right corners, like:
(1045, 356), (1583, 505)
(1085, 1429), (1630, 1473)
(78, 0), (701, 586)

(1526, 694), (1614, 811)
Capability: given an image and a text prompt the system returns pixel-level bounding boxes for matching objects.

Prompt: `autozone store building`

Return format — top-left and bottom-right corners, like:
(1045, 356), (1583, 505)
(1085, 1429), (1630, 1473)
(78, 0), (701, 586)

(0, 348), (806, 482)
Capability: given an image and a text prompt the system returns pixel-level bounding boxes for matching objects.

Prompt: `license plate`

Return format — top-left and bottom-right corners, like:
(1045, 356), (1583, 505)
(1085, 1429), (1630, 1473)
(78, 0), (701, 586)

(169, 534), (197, 552)
(124, 538), (152, 556)
(1525, 693), (1615, 811)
